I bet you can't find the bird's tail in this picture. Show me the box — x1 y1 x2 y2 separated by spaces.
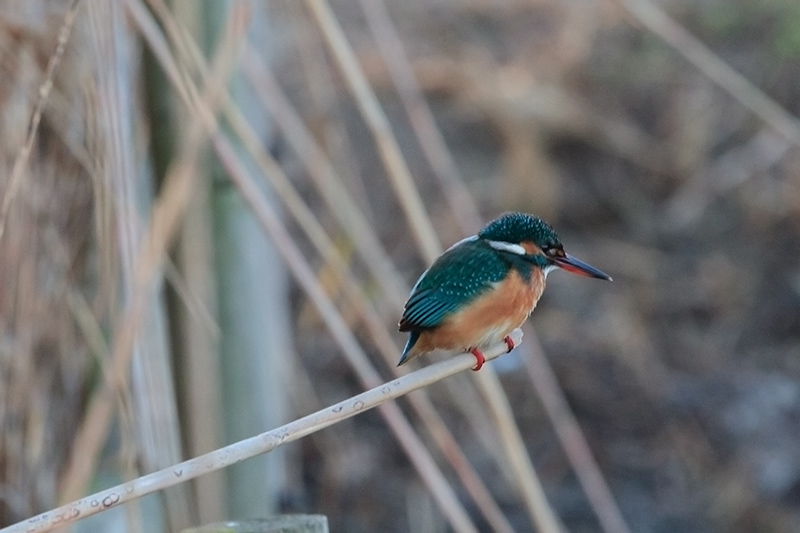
397 331 420 366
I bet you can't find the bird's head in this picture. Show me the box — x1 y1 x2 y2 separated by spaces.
478 212 612 280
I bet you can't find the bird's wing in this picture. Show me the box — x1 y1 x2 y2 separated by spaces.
399 241 506 331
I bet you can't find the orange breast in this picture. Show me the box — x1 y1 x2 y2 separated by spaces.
409 268 545 357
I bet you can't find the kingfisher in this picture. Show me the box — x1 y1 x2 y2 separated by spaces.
398 212 611 371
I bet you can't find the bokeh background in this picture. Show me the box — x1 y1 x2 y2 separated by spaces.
2 0 800 531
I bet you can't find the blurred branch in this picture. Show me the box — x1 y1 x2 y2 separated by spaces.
665 129 790 227
253 46 551 530
125 4 480 531
357 4 635 530
304 0 440 264
380 55 670 176
242 57 408 310
212 127 479 533
57 1 248 504
358 0 481 235
3 331 523 533
239 53 515 532
305 2 562 531
0 0 81 241
87 1 193 529
522 327 631 533
614 0 800 147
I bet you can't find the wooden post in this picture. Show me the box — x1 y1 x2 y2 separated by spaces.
183 515 329 533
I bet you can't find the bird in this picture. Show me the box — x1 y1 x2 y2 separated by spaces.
397 212 611 371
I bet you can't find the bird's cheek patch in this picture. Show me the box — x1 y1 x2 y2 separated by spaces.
520 240 542 256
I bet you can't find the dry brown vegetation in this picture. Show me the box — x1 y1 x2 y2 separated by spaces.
2 0 800 532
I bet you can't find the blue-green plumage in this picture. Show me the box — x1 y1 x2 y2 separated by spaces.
478 212 560 250
400 240 509 327
397 238 530 364
399 331 421 365
397 212 611 368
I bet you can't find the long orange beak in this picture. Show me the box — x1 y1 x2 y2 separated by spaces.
553 253 612 281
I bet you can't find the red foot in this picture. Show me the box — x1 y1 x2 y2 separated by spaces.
504 335 515 353
470 348 486 371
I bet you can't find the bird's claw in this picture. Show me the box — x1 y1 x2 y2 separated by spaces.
470 348 485 371
470 337 515 371
503 335 515 353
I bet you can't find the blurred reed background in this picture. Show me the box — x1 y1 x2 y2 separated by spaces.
2 0 800 531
